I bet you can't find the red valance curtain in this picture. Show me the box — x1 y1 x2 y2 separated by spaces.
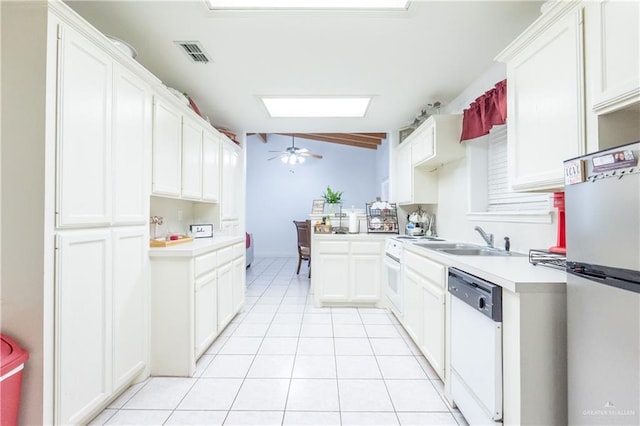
460 79 507 142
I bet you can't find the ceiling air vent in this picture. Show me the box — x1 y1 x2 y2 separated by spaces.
174 41 212 64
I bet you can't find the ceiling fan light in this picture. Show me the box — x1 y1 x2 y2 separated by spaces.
298 156 306 164
289 154 297 165
281 155 289 163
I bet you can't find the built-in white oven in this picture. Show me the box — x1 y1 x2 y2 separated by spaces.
384 238 404 316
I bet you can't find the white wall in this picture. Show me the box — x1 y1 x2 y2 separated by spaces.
435 63 558 253
246 134 381 256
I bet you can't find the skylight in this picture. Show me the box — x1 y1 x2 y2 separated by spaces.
260 97 371 118
205 0 409 10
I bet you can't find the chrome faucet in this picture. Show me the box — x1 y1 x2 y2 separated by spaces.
474 226 494 248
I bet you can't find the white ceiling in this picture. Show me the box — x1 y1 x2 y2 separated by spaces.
66 0 543 134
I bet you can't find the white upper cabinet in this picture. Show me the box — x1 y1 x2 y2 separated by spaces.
152 97 182 197
181 118 204 200
202 132 221 202
56 25 112 228
112 66 151 225
497 4 586 192
586 0 640 113
411 115 464 167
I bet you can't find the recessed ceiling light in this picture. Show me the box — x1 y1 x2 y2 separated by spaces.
205 0 409 10
260 97 371 118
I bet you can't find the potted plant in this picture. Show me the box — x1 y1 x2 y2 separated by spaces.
322 186 343 214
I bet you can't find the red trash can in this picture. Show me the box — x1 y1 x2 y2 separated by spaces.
1 334 29 426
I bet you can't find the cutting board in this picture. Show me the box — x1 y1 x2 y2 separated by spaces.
150 235 193 247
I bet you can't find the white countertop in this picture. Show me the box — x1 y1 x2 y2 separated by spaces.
148 235 244 258
313 232 394 240
404 241 566 294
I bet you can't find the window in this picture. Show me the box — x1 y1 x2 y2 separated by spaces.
467 125 551 223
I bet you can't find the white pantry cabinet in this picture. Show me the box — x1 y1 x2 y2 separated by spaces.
112 66 151 225
55 227 149 425
202 131 221 202
151 97 182 197
312 236 385 306
221 140 241 220
56 25 112 228
111 228 148 391
497 3 586 192
55 230 111 425
181 118 204 200
586 0 640 113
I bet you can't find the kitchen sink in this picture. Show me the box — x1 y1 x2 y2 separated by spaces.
438 247 522 257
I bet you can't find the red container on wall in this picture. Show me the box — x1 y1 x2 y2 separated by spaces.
1 334 29 426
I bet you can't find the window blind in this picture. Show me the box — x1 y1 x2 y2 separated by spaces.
486 125 549 212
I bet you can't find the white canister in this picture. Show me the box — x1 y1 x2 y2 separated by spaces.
348 208 359 233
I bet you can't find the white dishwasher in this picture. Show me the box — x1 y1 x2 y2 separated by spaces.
448 268 503 425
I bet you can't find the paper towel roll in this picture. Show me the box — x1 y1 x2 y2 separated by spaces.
348 211 359 233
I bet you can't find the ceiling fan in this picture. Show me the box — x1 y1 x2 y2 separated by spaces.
268 136 323 165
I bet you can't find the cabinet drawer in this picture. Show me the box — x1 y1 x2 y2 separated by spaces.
404 251 445 286
233 242 245 259
351 241 382 255
218 246 233 264
195 251 217 277
317 241 349 254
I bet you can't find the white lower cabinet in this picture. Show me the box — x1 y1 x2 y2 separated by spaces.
313 237 385 306
195 271 217 358
401 249 446 380
232 243 246 313
216 260 234 333
150 238 244 376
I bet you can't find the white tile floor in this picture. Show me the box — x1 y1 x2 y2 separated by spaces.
90 257 468 426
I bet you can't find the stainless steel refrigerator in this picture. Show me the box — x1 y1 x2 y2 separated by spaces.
565 141 640 425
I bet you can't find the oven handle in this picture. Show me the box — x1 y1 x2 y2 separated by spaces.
384 255 401 270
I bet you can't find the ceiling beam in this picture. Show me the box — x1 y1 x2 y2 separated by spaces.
306 133 383 145
279 133 379 150
257 133 268 143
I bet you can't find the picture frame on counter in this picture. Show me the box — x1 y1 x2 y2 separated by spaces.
189 223 214 238
311 199 325 214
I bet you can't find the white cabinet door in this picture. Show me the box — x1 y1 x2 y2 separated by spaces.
152 99 182 197
420 280 445 380
411 125 434 165
57 25 112 228
350 242 382 302
181 118 203 200
317 255 350 301
112 227 147 391
506 8 585 191
395 142 412 204
221 141 240 220
589 0 640 112
217 262 234 332
55 230 111 425
232 255 245 313
195 271 217 358
403 269 423 346
202 132 220 202
112 66 150 225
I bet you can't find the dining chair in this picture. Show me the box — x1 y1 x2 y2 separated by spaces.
293 220 311 278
